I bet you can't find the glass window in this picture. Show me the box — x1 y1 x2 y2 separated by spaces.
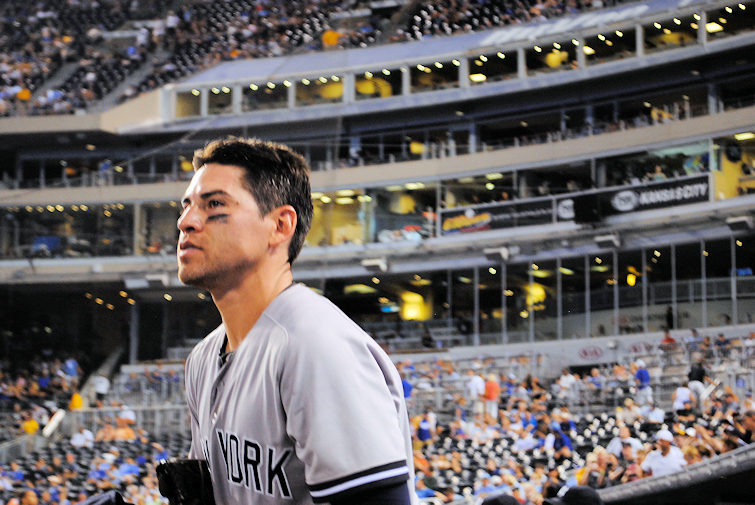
242 81 288 111
480 265 503 344
208 86 232 115
452 268 475 346
589 252 614 336
410 60 459 93
675 242 704 329
706 2 755 40
296 75 344 107
532 259 558 342
468 51 517 84
372 184 436 243
176 89 201 118
618 249 643 334
506 262 529 344
735 235 755 324
355 68 402 100
584 28 636 66
525 40 578 76
704 238 733 326
643 14 699 54
561 256 587 339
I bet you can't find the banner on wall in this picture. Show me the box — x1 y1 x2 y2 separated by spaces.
440 198 553 235
567 174 710 223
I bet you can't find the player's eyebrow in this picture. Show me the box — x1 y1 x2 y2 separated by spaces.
182 190 232 206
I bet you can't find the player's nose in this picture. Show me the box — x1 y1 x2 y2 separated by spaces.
177 205 204 233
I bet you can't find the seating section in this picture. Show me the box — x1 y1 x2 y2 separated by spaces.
0 0 598 116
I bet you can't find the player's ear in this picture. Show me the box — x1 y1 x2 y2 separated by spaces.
268 205 297 249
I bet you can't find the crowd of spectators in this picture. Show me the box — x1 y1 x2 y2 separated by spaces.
400 342 755 504
0 0 169 117
0 354 84 443
0 421 184 505
0 0 601 117
405 0 587 40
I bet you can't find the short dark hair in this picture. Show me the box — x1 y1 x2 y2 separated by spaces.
193 138 313 264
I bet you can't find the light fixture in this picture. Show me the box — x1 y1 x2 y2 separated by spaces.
726 215 753 231
484 245 520 262
595 234 620 248
362 257 388 272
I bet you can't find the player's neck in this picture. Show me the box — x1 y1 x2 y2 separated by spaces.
212 262 294 351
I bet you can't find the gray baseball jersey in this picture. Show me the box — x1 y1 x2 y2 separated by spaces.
185 283 418 504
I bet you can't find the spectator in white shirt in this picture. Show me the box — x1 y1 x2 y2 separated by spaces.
640 429 686 477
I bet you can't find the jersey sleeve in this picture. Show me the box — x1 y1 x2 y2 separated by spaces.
276 306 411 503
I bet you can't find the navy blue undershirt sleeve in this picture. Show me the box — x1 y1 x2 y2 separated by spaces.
328 481 412 505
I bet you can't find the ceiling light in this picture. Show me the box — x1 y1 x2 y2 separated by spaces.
405 182 425 190
164 294 172 301
497 52 505 58
55 205 64 212
417 64 426 71
211 87 220 94
47 205 54 212
486 182 494 190
221 86 230 93
127 298 135 305
673 18 681 24
553 42 561 49
357 195 373 202
470 73 487 82
267 82 276 88
372 277 380 284
283 80 292 87
559 267 574 275
332 76 340 81
693 13 701 20
320 195 332 203
706 21 724 32
336 189 355 196
385 185 403 191
301 79 310 85
489 267 497 275
534 46 542 52
734 132 755 140
572 39 579 45
725 6 733 13
435 61 443 67
364 71 373 78
311 192 323 199
583 46 595 55
654 22 662 29
615 30 623 36
249 83 258 90
598 34 605 40
486 172 503 180
605 40 613 46
335 197 354 205
452 59 460 66
382 69 391 75
191 89 200 96
479 55 488 62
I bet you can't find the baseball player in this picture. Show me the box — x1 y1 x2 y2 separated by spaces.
177 138 417 504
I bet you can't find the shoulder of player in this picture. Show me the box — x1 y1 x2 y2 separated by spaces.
263 284 363 341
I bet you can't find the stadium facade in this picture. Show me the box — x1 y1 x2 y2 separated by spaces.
0 0 753 373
